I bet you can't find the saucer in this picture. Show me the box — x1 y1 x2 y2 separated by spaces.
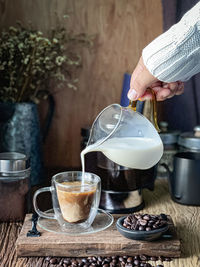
37 208 114 235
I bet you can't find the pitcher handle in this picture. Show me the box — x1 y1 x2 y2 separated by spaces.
128 88 160 132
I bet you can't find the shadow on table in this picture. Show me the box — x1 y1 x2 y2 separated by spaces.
142 178 171 209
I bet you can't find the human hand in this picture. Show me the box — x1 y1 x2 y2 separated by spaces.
127 57 184 101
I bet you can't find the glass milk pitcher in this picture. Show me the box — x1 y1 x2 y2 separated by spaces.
84 89 163 170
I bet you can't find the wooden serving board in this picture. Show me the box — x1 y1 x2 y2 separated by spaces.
16 214 181 258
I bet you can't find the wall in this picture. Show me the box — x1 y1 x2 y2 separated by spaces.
0 0 163 167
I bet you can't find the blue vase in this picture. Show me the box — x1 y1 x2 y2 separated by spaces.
0 101 54 186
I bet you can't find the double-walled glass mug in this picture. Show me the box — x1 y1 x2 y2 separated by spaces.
33 171 101 231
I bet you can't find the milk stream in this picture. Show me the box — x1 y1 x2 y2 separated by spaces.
80 137 163 183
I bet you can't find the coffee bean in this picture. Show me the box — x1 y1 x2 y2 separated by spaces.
145 227 152 231
164 257 172 261
123 213 168 231
45 256 51 261
148 220 154 225
50 258 57 264
133 259 140 266
143 215 150 221
140 219 148 226
159 256 164 262
150 256 158 261
140 255 148 261
135 214 142 220
42 255 170 267
139 226 145 231
105 257 112 263
126 257 133 263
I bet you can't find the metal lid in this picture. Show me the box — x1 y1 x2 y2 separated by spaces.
0 152 30 172
178 126 200 150
159 121 180 145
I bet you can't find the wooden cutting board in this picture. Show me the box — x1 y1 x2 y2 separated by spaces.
16 214 181 258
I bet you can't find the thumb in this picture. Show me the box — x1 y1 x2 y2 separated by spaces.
128 57 158 100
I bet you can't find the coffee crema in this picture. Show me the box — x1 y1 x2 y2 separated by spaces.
57 181 96 223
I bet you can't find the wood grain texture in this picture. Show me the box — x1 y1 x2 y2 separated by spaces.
0 0 163 167
1 179 200 266
16 214 180 258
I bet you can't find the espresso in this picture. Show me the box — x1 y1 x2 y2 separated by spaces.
57 181 96 223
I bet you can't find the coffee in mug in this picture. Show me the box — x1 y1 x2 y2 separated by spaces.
56 181 96 223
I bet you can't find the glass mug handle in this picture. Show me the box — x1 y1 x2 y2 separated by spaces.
33 187 55 219
128 88 160 133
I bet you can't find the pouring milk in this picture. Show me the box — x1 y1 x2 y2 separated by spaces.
81 136 163 172
81 102 163 174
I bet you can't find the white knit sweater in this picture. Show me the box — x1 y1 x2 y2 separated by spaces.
142 1 200 82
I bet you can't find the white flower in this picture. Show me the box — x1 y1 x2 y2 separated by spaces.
55 56 65 66
53 38 58 44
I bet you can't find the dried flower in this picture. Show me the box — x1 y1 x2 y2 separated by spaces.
0 23 92 103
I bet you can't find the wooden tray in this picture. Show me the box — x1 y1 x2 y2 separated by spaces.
16 214 181 257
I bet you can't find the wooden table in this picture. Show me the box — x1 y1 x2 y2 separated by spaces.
1 179 200 267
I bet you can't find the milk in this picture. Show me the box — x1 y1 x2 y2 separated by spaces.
81 137 163 170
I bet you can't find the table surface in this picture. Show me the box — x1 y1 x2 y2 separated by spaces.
1 178 200 267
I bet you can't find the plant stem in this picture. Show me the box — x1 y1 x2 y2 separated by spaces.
17 45 36 102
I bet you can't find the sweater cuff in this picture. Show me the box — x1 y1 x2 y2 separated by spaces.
142 2 200 82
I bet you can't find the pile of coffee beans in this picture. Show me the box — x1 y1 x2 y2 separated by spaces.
122 213 168 231
45 255 172 267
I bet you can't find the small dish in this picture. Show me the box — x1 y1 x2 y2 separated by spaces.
116 216 169 241
38 208 114 236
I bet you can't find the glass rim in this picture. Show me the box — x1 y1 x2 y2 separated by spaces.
52 171 101 188
87 103 122 147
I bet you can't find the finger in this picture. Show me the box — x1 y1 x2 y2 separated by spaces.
128 57 158 100
138 91 153 101
150 81 162 88
176 87 184 95
164 82 179 92
178 82 184 90
156 88 171 101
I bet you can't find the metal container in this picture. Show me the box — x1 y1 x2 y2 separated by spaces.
157 122 180 177
165 152 200 205
96 152 156 213
178 126 200 152
0 152 31 221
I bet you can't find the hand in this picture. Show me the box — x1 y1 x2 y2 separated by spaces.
127 56 184 101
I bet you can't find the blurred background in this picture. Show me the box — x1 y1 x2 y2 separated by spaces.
0 0 199 171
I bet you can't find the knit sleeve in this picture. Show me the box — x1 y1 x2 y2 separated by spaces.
142 2 200 82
